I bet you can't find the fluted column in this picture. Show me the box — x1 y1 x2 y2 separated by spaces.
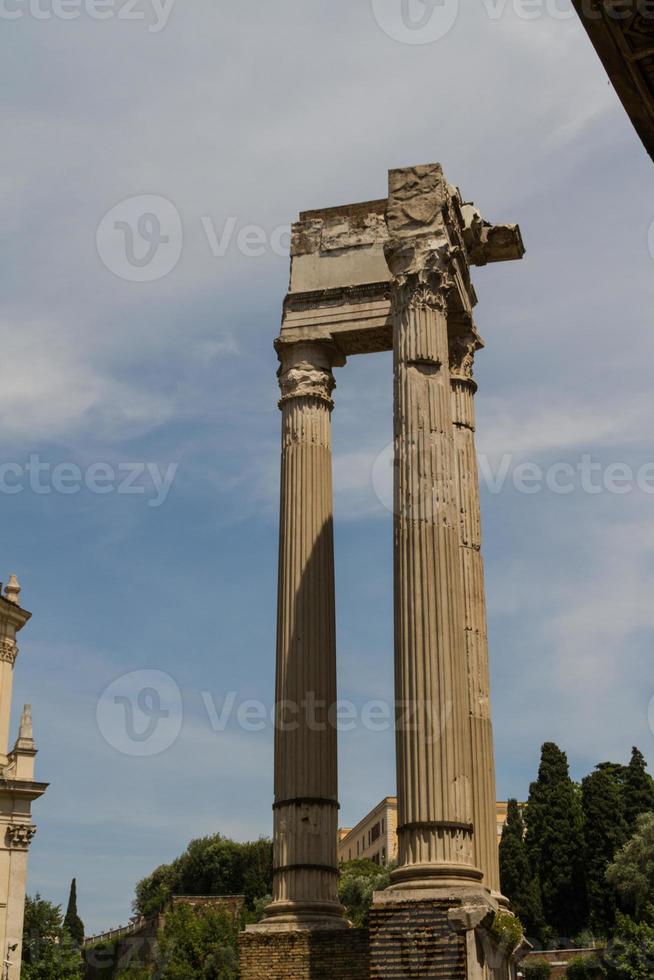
388 270 482 891
450 333 501 899
262 340 347 930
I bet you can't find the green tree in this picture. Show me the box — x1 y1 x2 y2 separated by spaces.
134 835 273 918
22 894 82 980
603 908 654 980
582 767 629 935
156 904 239 980
623 749 654 835
338 859 392 928
606 813 654 921
499 799 543 938
63 878 85 947
525 743 587 940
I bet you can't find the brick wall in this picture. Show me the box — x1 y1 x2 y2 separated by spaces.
369 899 466 980
240 928 370 980
522 948 604 979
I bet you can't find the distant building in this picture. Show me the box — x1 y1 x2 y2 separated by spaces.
338 798 523 867
338 798 398 866
0 576 48 980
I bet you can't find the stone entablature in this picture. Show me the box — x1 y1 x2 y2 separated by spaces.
280 181 523 358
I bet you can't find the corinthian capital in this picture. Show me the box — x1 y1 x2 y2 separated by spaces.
387 268 452 316
449 337 478 382
6 824 36 850
448 318 485 382
0 638 18 666
277 342 340 409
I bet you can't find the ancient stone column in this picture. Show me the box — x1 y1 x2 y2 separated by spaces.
386 261 481 891
450 331 502 899
261 340 347 930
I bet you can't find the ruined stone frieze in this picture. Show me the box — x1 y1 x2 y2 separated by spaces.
280 164 523 356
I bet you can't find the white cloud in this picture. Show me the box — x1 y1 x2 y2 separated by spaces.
478 395 654 459
0 318 174 444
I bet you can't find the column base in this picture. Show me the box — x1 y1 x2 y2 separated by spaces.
240 926 369 980
388 861 484 892
370 888 517 980
247 900 349 934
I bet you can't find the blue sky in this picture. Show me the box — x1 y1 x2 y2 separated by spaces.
1 0 653 934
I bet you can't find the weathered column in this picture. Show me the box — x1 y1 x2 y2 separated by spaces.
381 167 484 893
387 264 481 890
450 331 502 899
368 161 498 980
260 340 347 930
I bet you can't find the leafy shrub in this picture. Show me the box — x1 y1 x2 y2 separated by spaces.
156 904 239 980
524 960 552 980
567 955 606 979
489 910 524 955
338 859 392 928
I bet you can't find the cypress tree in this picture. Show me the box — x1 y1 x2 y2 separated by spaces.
499 799 543 938
581 765 628 935
525 743 587 940
63 878 85 946
623 747 654 834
